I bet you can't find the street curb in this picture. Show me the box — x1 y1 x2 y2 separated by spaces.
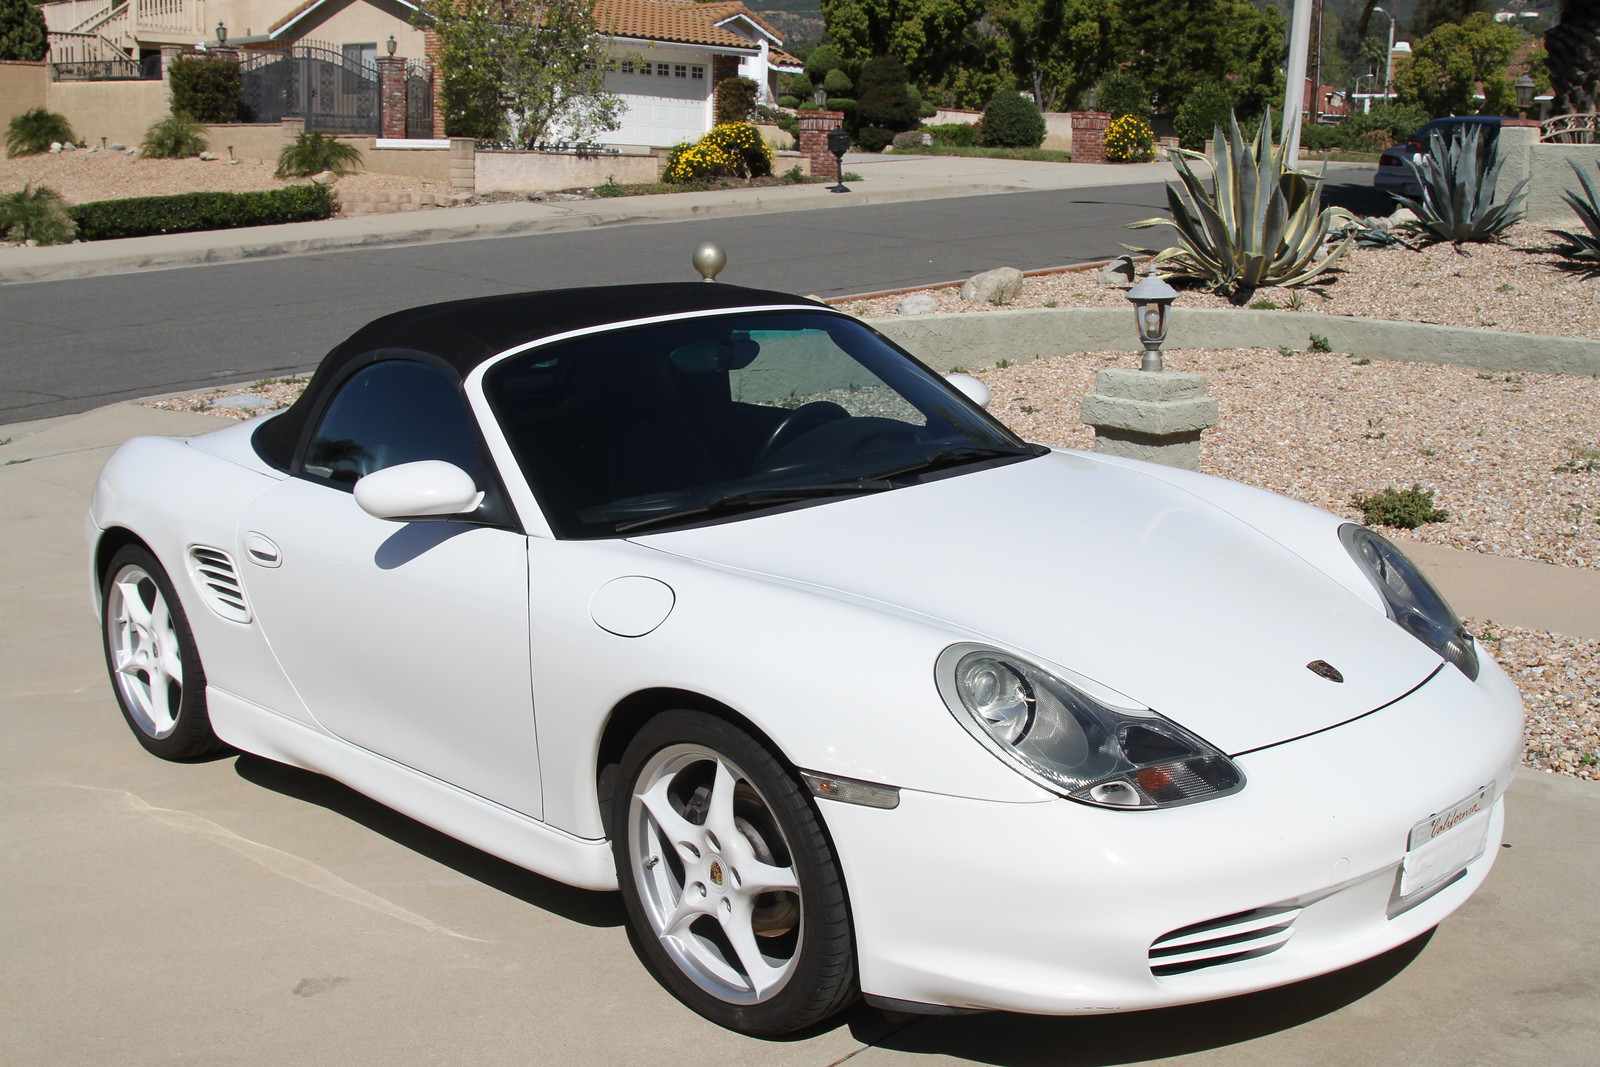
0 181 1009 286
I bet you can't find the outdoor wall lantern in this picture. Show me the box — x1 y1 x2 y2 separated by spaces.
387 35 398 57
1126 264 1177 371
813 87 827 109
215 21 227 46
1515 74 1535 119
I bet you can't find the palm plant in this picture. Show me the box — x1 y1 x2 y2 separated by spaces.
275 132 364 178
1392 127 1528 248
6 108 77 157
1549 159 1600 276
1127 110 1352 301
0 184 77 245
139 113 208 159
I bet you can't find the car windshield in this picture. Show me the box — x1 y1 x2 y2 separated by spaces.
483 309 1041 537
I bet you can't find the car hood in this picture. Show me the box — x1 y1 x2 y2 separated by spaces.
634 451 1442 754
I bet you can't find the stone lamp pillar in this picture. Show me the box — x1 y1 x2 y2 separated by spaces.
1079 265 1218 470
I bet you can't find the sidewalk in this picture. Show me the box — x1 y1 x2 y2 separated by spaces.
9 149 1359 288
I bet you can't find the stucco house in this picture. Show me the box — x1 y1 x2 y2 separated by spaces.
39 0 798 147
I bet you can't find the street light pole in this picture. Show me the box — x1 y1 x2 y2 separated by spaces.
1373 6 1396 98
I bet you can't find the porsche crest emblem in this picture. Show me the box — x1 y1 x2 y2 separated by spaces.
709 859 725 887
1307 660 1344 683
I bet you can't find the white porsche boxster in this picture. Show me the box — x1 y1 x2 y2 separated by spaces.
88 281 1524 1035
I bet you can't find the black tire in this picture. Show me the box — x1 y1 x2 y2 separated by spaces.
611 710 857 1035
100 544 223 760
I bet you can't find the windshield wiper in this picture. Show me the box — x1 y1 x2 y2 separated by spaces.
615 481 896 534
864 443 1048 483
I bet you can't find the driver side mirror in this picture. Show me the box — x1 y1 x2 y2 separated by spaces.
945 373 991 409
354 461 485 522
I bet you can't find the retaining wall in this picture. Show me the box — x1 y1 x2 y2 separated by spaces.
47 78 169 148
870 307 1600 377
0 62 48 131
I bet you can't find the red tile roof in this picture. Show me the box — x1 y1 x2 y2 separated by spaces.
595 0 759 49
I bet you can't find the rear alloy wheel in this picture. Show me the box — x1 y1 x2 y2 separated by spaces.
101 545 222 760
613 711 856 1035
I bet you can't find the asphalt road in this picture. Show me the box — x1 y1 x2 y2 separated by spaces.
0 175 1391 425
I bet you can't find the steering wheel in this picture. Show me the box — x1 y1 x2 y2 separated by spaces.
753 401 850 470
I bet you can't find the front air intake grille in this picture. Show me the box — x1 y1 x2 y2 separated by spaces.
1148 907 1300 977
188 546 251 623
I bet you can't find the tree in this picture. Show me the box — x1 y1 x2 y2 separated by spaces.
856 56 920 132
0 0 47 62
1546 0 1600 114
991 0 1117 112
1114 0 1286 117
1410 0 1493 41
820 0 989 93
417 0 623 144
1394 12 1526 117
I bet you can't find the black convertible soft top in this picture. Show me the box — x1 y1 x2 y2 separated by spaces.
253 282 827 470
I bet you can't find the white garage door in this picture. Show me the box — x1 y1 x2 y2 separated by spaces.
607 59 711 147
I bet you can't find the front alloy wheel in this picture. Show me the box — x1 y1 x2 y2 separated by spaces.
613 711 855 1034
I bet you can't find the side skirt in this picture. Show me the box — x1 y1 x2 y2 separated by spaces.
208 687 619 892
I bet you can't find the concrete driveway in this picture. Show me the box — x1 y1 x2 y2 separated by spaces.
2 405 1596 1066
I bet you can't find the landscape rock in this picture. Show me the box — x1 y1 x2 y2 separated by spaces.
1389 206 1419 226
309 170 337 185
892 130 934 148
960 266 1025 306
198 151 217 161
896 293 939 315
108 143 125 152
49 142 62 153
1096 255 1138 286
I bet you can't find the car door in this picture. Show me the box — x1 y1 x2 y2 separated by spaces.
239 356 542 817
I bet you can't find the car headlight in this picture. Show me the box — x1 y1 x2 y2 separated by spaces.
936 644 1244 810
1339 524 1479 681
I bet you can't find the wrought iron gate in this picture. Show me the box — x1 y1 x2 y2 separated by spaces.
240 45 379 135
405 62 435 139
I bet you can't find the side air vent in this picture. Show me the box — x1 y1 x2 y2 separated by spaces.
187 546 252 623
1148 907 1300 977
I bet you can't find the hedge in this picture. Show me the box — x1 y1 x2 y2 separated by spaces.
68 185 337 241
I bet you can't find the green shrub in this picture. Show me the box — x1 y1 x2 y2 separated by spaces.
786 73 815 103
662 123 773 183
1350 484 1450 528
0 184 76 244
856 55 919 133
777 95 799 109
0 0 48 62
926 123 978 147
1344 101 1431 149
1093 71 1153 124
168 55 242 122
1105 114 1155 162
275 132 364 178
1174 80 1235 151
805 45 845 83
139 113 207 159
980 91 1045 148
6 107 75 157
822 69 853 96
716 76 760 126
69 185 337 241
854 125 895 152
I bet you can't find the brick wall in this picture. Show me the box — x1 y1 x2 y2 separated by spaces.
377 56 406 139
425 28 445 137
1070 111 1110 163
798 110 845 181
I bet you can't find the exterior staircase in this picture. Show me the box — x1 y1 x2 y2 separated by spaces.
42 0 210 59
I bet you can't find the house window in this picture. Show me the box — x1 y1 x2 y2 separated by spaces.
620 60 635 74
656 63 671 76
674 64 687 78
342 42 376 93
691 65 704 80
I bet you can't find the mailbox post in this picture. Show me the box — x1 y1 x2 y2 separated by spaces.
826 128 851 193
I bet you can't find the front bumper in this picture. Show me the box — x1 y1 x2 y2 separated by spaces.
823 659 1524 1015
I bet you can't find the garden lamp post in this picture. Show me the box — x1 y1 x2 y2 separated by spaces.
1127 265 1177 372
1515 74 1536 120
813 87 827 109
216 21 227 46
387 35 397 57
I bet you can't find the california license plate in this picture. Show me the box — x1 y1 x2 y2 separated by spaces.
1400 783 1494 898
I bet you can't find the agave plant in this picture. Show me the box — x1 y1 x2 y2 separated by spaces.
1393 127 1528 248
0 184 78 246
1549 159 1600 276
1127 110 1352 300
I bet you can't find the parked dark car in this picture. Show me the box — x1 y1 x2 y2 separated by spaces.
1373 116 1503 198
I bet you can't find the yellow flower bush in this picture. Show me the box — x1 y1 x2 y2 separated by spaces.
1105 115 1156 163
664 123 774 183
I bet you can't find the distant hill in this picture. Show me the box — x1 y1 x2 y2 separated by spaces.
753 2 825 47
